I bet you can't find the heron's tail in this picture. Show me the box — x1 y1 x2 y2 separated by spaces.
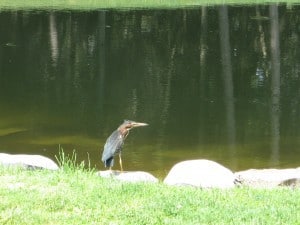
103 157 114 168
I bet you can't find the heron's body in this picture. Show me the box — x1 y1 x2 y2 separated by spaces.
101 120 148 171
102 129 125 168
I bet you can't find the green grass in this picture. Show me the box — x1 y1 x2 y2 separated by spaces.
1 153 300 225
0 0 300 10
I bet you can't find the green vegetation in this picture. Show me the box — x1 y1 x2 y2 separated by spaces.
1 153 300 225
0 0 299 10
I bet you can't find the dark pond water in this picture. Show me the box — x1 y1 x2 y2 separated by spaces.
0 5 300 177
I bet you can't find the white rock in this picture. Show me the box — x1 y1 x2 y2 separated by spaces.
164 159 235 188
97 170 158 183
0 153 59 170
234 168 300 188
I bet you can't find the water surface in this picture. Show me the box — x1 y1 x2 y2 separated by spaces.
0 5 300 177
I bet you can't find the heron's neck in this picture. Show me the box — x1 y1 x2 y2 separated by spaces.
118 128 129 139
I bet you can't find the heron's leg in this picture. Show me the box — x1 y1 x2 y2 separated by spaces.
119 153 123 172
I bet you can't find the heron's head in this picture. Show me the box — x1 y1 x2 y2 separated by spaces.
123 120 148 130
118 120 148 133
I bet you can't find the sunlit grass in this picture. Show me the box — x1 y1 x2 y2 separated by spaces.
0 0 299 10
55 147 94 172
1 150 300 224
1 167 300 224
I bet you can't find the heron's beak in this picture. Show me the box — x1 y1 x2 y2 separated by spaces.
132 122 148 127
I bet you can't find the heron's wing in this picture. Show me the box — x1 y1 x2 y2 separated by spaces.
101 130 124 162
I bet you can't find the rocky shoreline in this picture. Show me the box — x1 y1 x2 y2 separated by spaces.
1 153 300 188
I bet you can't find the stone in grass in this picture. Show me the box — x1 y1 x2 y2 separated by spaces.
97 170 159 183
164 159 235 188
279 178 300 188
0 153 59 170
234 168 300 188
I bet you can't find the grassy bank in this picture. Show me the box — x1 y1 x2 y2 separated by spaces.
0 0 299 10
1 164 300 224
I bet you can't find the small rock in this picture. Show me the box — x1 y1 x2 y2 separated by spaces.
234 168 300 188
0 153 59 170
163 159 235 188
279 178 300 188
97 170 158 183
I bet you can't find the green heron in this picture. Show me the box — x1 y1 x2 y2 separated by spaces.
101 120 148 171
